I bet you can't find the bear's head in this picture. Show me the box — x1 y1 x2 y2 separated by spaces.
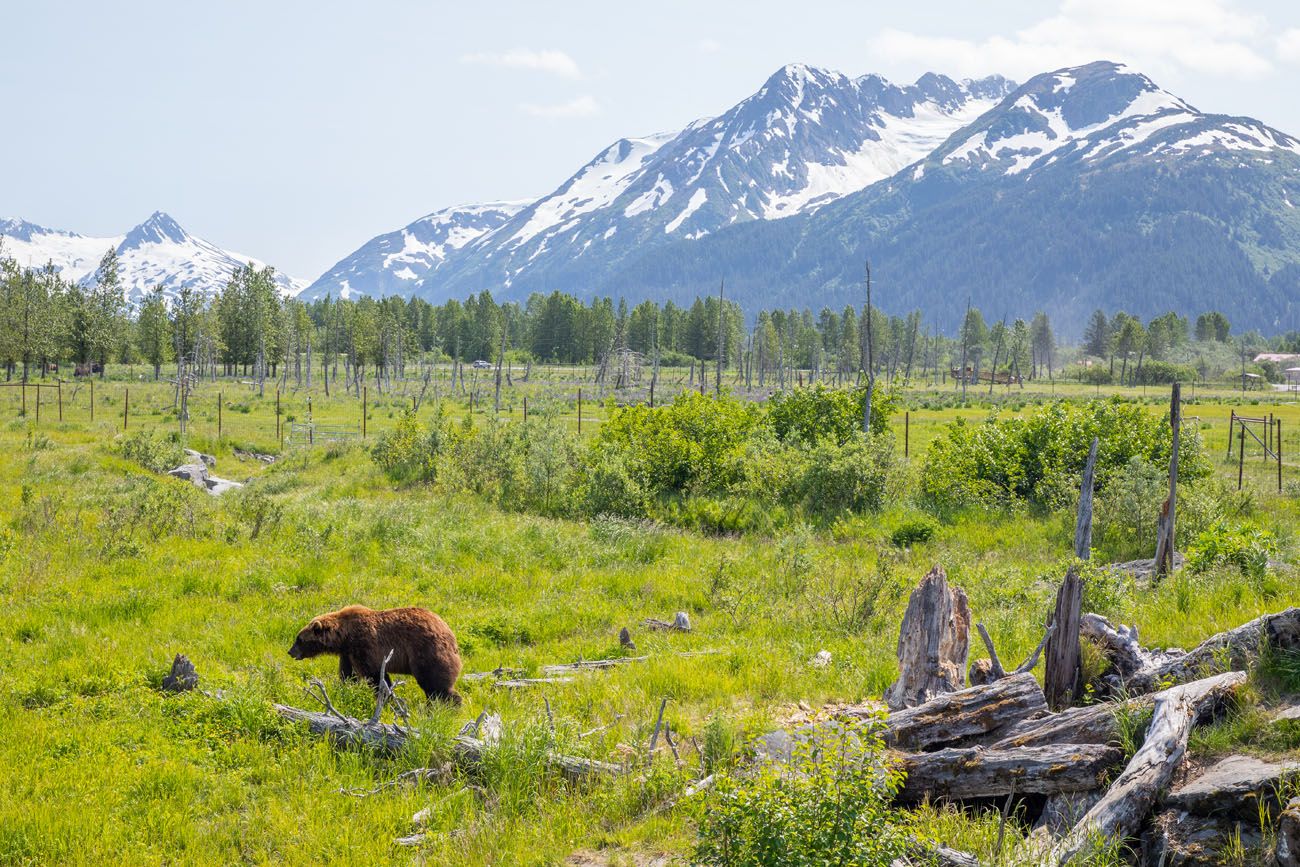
288 616 337 660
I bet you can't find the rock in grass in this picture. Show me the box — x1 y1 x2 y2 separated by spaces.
161 654 199 693
167 463 209 488
810 650 832 667
1142 809 1263 867
184 448 216 468
1165 755 1300 819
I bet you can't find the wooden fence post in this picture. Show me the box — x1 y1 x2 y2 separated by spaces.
1237 421 1245 490
523 396 528 421
20 383 26 418
905 411 910 458
578 387 582 434
362 387 367 439
1279 419 1284 494
1154 383 1180 578
276 389 281 443
35 386 40 423
1227 410 1235 458
218 392 223 439
90 379 94 422
58 381 62 421
123 388 129 431
1075 437 1099 560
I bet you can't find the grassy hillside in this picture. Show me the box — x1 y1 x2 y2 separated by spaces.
1 371 1297 864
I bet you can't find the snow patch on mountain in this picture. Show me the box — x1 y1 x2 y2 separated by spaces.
0 218 121 282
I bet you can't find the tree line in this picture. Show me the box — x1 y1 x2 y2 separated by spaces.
3 242 1297 389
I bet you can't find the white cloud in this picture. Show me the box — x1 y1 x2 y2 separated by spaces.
1279 29 1300 64
459 49 581 79
519 95 600 118
697 38 723 54
869 0 1273 82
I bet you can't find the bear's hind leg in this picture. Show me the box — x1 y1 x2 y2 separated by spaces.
415 670 462 705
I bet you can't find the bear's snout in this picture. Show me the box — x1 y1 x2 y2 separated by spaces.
287 641 305 660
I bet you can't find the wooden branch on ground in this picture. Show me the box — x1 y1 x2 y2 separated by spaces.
847 672 1046 751
899 838 984 867
642 612 691 632
1083 608 1300 694
1049 670 1247 863
493 677 575 689
542 656 649 675
895 743 1122 801
970 622 1055 685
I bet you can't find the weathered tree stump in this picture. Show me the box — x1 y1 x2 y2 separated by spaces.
1043 566 1082 711
161 653 199 693
1074 437 1098 559
884 566 971 710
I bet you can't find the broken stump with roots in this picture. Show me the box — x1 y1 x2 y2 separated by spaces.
885 565 970 710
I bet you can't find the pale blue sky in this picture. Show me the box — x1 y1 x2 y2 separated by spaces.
4 0 1299 280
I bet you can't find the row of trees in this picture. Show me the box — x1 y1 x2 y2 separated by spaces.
3 242 1297 389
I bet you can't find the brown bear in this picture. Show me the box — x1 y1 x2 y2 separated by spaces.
288 605 462 704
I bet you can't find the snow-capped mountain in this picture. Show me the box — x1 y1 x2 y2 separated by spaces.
308 64 1014 303
0 211 303 305
300 201 527 301
418 64 1015 301
611 61 1300 330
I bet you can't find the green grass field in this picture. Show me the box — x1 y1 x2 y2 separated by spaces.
1 369 1297 865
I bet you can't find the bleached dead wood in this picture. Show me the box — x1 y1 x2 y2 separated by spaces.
1083 608 1300 694
542 656 649 674
1043 566 1083 711
850 672 1046 751
885 566 971 710
1049 670 1247 863
895 743 1121 801
989 696 1151 750
970 622 1054 685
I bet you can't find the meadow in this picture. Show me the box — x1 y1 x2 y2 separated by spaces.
1 367 1297 865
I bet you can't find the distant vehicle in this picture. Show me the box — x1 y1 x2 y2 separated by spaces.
472 359 492 369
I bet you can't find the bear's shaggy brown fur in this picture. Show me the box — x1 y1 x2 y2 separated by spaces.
288 605 462 704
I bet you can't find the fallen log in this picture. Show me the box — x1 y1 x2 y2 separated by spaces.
542 656 649 674
1084 608 1300 694
988 696 1151 750
895 743 1122 802
849 672 1046 751
885 565 971 710
1049 670 1247 863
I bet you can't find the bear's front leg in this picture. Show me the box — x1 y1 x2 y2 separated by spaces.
339 655 355 680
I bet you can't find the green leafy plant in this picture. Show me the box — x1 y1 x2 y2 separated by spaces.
693 719 908 866
1185 523 1277 579
890 516 937 548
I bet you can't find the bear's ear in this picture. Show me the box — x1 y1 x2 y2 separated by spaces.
309 620 325 633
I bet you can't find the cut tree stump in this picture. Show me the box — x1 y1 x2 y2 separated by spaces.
884 566 971 710
1043 566 1082 711
854 672 1046 751
1049 670 1247 863
895 743 1122 801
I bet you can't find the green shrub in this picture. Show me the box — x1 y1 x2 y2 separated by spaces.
115 429 184 473
800 434 899 518
767 384 898 445
591 391 760 498
921 399 1211 511
580 452 647 519
693 719 908 866
1186 523 1277 578
368 408 450 484
890 516 937 548
1132 361 1198 385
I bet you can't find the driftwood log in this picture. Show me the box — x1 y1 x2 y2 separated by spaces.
989 695 1150 750
1084 607 1300 694
885 566 971 710
896 743 1122 801
852 672 1046 751
1049 670 1246 862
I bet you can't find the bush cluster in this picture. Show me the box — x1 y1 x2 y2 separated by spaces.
369 389 903 533
920 399 1211 510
